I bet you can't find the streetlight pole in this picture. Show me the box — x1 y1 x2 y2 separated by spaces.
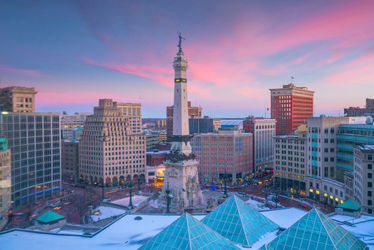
137 178 141 195
129 180 133 209
165 182 171 213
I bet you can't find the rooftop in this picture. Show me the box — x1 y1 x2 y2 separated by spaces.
337 200 361 211
0 204 371 249
36 210 65 224
356 145 374 151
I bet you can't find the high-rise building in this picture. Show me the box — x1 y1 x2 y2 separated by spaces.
61 112 91 140
0 112 61 207
61 140 79 182
344 98 374 117
166 101 202 141
270 83 314 135
305 116 366 207
0 86 37 113
114 102 142 134
273 128 307 195
191 131 253 184
353 145 374 214
336 123 374 182
189 116 217 135
79 99 146 186
243 116 276 174
0 136 11 230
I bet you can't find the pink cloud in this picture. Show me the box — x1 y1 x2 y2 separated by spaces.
0 64 46 77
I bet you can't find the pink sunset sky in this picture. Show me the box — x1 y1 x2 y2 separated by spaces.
1 0 374 117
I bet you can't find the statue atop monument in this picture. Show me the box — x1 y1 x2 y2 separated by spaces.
177 32 185 54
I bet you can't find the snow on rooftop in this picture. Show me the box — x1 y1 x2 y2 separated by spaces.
330 213 374 248
261 207 307 228
0 208 371 250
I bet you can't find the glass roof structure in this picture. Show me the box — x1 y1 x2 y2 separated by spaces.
261 208 367 250
140 213 239 249
201 195 278 247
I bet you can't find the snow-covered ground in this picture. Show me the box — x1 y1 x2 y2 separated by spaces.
111 195 148 208
245 198 269 211
91 206 126 222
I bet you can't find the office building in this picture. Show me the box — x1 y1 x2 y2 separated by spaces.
344 98 374 117
191 131 253 184
115 102 142 134
189 116 216 135
354 145 374 214
270 83 314 135
305 116 366 206
336 122 374 182
158 131 167 143
0 136 11 230
61 140 79 182
61 112 90 140
146 132 160 152
166 101 202 141
0 86 37 113
243 117 276 174
0 112 61 207
79 99 146 186
273 128 307 195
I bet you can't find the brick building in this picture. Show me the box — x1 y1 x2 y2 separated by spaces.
270 83 314 135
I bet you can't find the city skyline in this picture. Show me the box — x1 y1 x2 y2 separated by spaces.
1 0 374 117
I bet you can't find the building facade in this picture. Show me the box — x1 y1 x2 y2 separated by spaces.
0 112 61 207
166 101 202 141
270 83 314 135
61 112 91 140
273 131 307 195
337 123 374 182
305 116 366 206
61 140 79 182
189 116 216 135
0 86 37 113
243 117 276 174
354 145 374 214
344 98 374 117
79 99 146 186
146 132 160 152
0 136 11 230
114 102 142 134
191 131 253 184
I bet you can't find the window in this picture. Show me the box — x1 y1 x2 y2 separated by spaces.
368 173 372 179
369 182 372 188
369 155 373 160
368 164 372 170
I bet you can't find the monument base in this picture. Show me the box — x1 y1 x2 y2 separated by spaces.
162 159 205 212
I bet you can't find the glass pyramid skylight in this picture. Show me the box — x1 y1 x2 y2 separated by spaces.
140 213 239 249
261 208 367 250
201 195 279 247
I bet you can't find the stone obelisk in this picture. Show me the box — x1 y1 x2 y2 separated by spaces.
162 33 204 211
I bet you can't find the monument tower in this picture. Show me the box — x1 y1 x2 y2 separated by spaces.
162 33 204 211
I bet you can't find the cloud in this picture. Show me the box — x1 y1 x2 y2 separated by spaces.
0 64 47 77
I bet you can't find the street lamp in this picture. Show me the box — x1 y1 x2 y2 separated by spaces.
128 180 133 209
165 182 171 213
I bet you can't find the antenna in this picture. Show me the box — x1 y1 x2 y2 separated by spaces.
290 76 295 84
